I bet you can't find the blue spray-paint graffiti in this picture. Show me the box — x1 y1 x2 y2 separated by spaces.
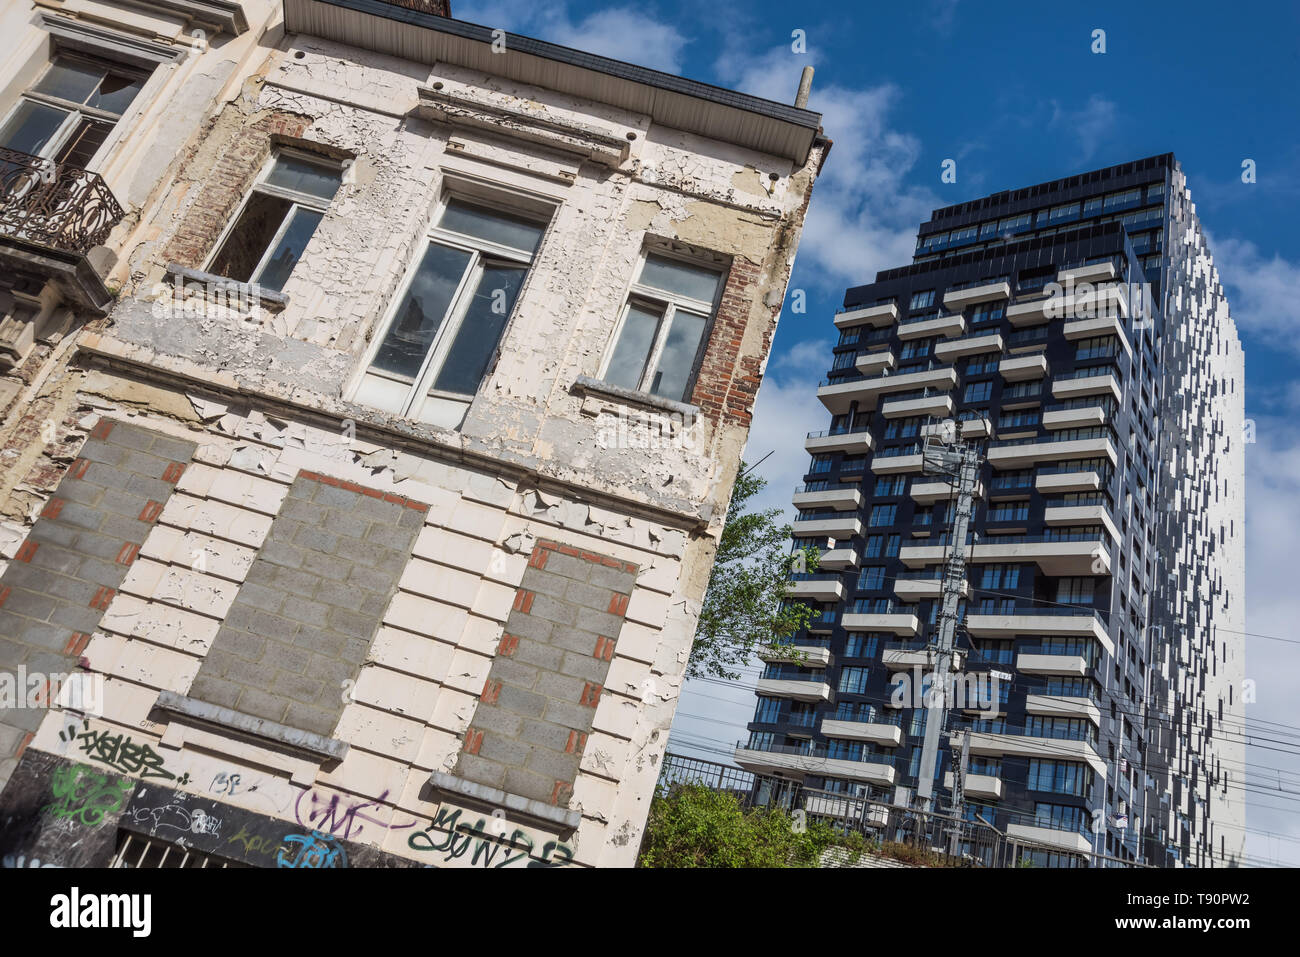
277 830 348 868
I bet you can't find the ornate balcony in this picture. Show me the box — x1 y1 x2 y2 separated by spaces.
0 147 124 313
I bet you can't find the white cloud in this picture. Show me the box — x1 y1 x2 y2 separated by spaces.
453 1 689 73
1211 237 1300 353
1241 406 1300 865
714 44 939 289
1047 94 1118 162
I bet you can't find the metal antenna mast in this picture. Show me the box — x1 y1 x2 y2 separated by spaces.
914 414 985 818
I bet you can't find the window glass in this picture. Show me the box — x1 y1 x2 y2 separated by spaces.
0 100 66 155
431 262 527 394
603 304 660 391
255 207 324 292
439 199 545 253
371 243 473 379
264 154 344 201
651 310 707 400
640 254 722 302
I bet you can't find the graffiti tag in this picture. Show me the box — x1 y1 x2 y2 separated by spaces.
59 721 187 783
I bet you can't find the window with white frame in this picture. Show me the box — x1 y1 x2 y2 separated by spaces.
600 250 725 404
353 194 549 420
0 53 147 167
207 149 344 292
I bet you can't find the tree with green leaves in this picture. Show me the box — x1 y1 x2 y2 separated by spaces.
688 462 819 680
636 783 839 868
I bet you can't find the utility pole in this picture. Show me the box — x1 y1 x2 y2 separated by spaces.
948 729 970 857
914 417 985 820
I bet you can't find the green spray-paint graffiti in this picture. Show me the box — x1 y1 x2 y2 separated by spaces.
407 806 574 868
42 764 133 828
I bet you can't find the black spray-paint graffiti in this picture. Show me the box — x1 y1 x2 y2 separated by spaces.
294 787 418 840
59 721 189 783
407 806 574 868
41 764 133 829
277 831 347 868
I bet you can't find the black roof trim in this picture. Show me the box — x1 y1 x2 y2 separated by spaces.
307 0 822 129
926 153 1176 224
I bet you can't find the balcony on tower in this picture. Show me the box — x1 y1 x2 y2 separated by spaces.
900 530 1112 577
843 600 920 636
804 425 875 455
792 482 861 512
786 573 845 603
966 606 1114 655
817 362 957 415
1050 364 1123 402
733 739 897 786
834 299 899 329
942 278 1011 311
986 430 1117 469
754 667 833 703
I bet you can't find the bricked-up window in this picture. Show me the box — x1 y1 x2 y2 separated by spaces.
0 54 146 168
600 251 725 403
354 196 548 419
206 150 343 292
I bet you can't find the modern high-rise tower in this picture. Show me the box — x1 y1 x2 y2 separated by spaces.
735 154 1244 868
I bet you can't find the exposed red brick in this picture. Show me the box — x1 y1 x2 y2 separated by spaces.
89 419 115 441
594 636 615 661
512 590 535 614
464 728 484 755
0 586 10 609
497 633 519 657
90 587 115 610
14 541 38 563
579 682 602 707
115 543 141 565
480 679 501 704
607 593 629 616
139 501 164 522
295 469 429 510
41 498 65 519
549 780 573 806
162 462 186 483
528 548 548 570
63 633 91 656
68 458 90 480
564 730 587 754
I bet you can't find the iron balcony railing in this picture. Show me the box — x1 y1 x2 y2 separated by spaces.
0 147 124 254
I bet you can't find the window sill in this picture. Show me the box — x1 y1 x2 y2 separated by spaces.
164 262 290 310
154 691 348 763
572 374 700 419
430 771 582 833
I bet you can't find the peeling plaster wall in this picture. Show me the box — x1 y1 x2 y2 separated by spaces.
0 10 825 865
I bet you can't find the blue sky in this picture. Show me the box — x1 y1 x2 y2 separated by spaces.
458 0 1300 865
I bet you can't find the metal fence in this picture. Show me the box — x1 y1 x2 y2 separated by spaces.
655 752 1149 869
